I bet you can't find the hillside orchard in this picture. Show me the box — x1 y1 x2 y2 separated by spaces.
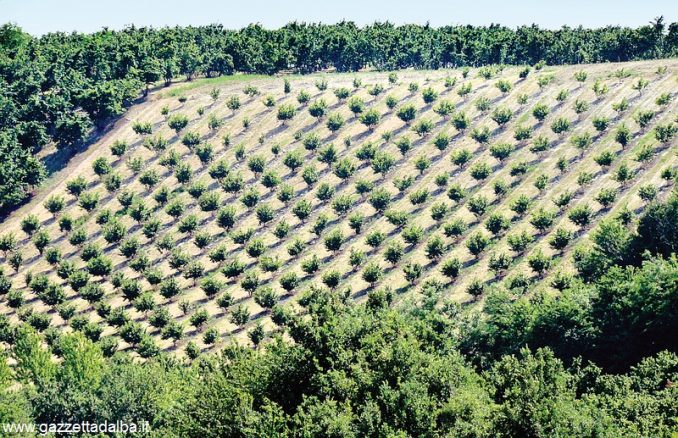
0 60 676 362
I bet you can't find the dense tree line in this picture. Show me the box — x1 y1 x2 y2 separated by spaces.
0 192 677 436
462 190 678 372
1 18 677 212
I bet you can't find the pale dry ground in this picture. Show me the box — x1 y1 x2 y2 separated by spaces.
1 60 676 357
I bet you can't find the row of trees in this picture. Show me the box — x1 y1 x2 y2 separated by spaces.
1 18 677 211
2 43 673 351
0 190 676 435
4 65 666 317
7 74 670 298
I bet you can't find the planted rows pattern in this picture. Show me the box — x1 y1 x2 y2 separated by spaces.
0 61 676 357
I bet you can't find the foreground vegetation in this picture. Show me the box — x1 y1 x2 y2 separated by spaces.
1 190 677 436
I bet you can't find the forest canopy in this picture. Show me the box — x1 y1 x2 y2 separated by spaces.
1 18 677 212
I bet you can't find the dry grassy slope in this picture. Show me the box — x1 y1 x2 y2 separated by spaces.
1 60 676 355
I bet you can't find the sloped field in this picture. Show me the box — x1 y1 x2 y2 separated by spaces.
1 60 676 356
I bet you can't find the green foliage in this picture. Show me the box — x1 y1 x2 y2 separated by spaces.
2 24 678 436
469 161 491 181
308 98 328 119
470 125 491 144
634 109 654 129
530 207 557 232
550 117 570 134
397 104 417 123
361 262 383 285
167 114 189 133
655 123 676 143
532 103 549 121
514 124 533 141
359 108 380 129
412 118 434 137
421 86 438 104
466 231 491 257
573 98 589 114
568 204 593 227
326 112 344 132
347 95 365 116
434 99 454 117
485 212 510 236
491 106 513 126
276 104 296 123
451 110 470 131
489 142 514 161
